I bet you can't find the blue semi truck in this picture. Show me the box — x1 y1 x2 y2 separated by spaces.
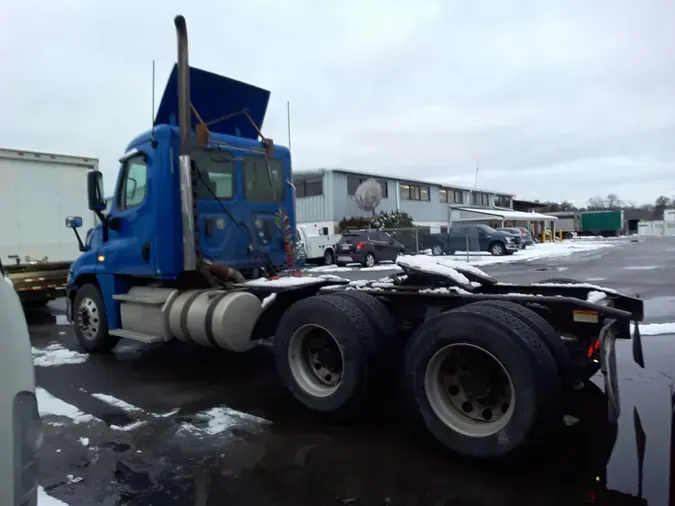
63 15 646 461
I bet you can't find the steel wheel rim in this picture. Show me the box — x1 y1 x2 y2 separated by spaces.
77 297 100 341
288 324 344 398
365 254 375 267
424 343 515 437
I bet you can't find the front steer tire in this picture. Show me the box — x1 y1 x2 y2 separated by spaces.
404 304 562 460
274 294 385 420
72 283 119 353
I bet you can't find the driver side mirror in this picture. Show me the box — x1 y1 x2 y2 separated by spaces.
65 216 83 229
87 171 107 212
389 239 395 245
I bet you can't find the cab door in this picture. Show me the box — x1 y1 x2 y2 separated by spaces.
100 149 157 276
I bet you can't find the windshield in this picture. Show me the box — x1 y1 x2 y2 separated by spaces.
243 156 284 203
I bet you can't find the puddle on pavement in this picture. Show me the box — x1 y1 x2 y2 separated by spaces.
90 380 665 506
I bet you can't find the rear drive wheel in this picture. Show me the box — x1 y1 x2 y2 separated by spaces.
404 305 562 460
73 283 119 353
458 300 575 393
274 294 384 419
363 253 376 268
432 245 444 256
489 242 505 256
323 249 334 265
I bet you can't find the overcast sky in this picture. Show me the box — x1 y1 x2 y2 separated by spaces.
2 0 674 206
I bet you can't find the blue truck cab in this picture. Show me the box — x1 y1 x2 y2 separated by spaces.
64 15 301 353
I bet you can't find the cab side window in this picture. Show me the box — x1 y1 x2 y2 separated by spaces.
117 156 148 210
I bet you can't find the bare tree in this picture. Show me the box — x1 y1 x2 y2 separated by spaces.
587 196 607 210
605 193 623 209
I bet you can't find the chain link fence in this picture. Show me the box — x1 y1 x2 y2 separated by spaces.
376 227 485 256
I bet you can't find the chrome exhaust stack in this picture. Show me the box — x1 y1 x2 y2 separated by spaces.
174 15 198 271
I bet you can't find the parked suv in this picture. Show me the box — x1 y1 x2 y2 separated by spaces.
444 225 520 256
497 227 534 249
336 230 405 267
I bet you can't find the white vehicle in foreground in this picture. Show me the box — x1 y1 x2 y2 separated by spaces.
0 260 42 505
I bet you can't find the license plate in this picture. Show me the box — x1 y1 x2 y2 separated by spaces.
600 326 620 422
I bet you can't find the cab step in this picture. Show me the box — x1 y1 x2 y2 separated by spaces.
108 328 166 344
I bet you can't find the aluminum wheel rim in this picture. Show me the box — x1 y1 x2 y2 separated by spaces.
365 254 375 267
77 297 100 341
493 245 503 255
288 324 344 398
424 343 515 437
432 245 443 256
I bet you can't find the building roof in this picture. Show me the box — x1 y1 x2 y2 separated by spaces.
512 198 548 209
452 206 558 221
293 167 514 197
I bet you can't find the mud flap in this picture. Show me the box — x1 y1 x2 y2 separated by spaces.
599 319 620 422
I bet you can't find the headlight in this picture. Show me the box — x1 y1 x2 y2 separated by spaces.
505 236 513 242
14 391 42 506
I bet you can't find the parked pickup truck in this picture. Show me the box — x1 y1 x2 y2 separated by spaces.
421 225 520 256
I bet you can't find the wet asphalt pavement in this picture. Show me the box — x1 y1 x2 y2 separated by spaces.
30 236 675 506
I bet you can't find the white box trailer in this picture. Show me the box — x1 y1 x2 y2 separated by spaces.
0 148 97 304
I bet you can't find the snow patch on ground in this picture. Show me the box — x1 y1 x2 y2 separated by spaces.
32 343 88 367
91 393 144 413
38 486 72 505
179 406 270 436
632 322 675 336
37 388 96 424
306 265 355 273
360 263 402 272
623 266 659 270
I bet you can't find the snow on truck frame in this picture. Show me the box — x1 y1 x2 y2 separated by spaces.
63 15 646 461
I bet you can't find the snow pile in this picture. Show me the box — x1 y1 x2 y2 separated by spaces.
38 487 72 506
32 343 88 367
91 393 144 413
396 255 472 286
456 240 615 267
244 276 329 287
179 406 270 436
587 291 607 304
36 388 96 424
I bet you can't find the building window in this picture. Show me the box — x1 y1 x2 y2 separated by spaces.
440 188 465 204
400 183 430 201
347 175 388 198
295 178 323 198
495 195 511 208
471 192 490 206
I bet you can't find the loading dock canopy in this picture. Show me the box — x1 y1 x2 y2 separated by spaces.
451 206 558 221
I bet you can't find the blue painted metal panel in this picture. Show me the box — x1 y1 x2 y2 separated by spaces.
155 65 270 140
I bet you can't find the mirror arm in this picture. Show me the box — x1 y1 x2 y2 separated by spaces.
71 229 87 252
94 210 121 232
